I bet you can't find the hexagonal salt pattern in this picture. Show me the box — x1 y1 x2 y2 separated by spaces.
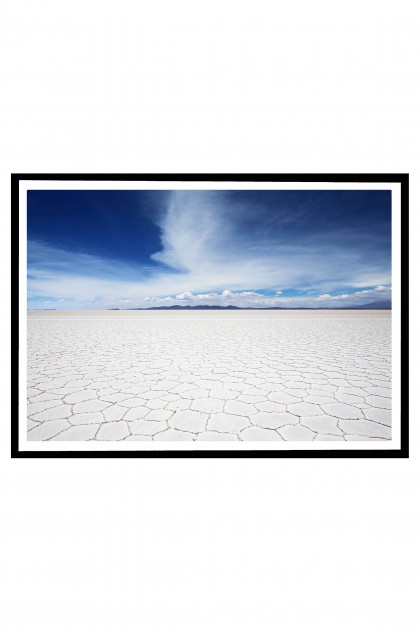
26 311 392 442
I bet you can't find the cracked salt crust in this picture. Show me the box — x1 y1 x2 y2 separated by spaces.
26 310 392 442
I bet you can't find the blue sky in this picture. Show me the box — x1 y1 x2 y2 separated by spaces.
27 189 392 309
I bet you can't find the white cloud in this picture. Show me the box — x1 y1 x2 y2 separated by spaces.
150 191 231 272
144 290 278 308
146 191 391 295
176 292 193 300
139 286 392 309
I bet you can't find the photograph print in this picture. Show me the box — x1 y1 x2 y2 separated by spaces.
13 175 408 457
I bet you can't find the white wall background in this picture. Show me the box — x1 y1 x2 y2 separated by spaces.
1 1 419 628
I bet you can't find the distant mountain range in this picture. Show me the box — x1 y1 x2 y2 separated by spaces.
110 305 240 310
336 300 391 310
109 300 391 311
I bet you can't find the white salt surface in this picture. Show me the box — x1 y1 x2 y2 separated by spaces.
26 310 392 442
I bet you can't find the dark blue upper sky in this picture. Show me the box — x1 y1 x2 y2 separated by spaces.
28 190 166 265
27 189 392 309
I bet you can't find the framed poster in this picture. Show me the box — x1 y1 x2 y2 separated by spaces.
12 174 408 457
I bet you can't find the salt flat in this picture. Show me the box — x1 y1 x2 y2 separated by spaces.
26 310 392 442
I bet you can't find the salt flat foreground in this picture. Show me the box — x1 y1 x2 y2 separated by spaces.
26 310 392 442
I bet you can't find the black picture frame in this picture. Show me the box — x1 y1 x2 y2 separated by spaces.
11 173 409 458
